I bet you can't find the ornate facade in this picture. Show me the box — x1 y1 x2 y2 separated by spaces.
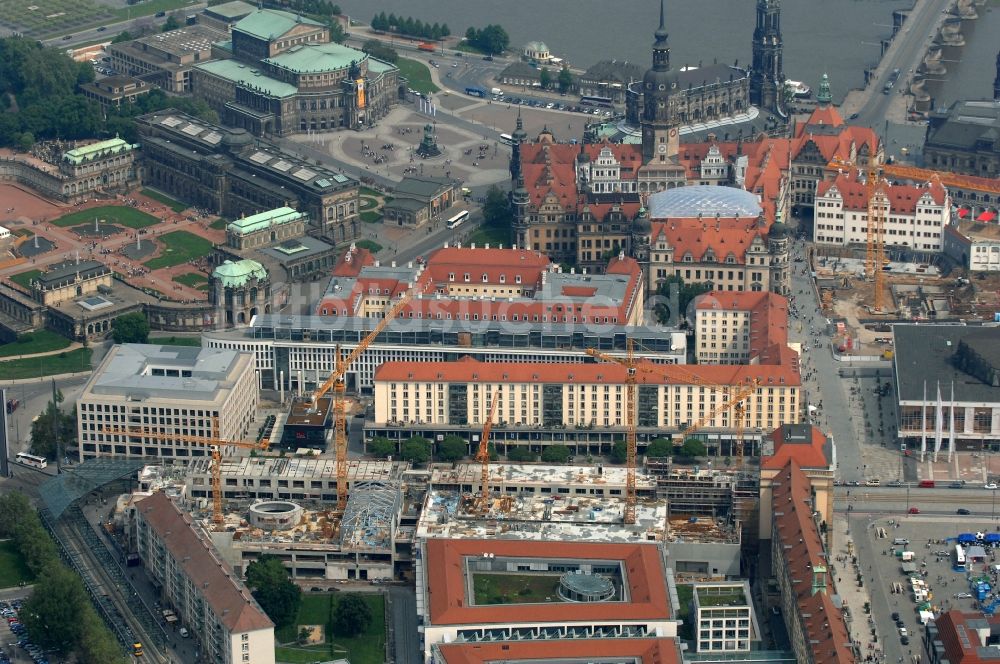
0 138 139 203
191 8 400 136
749 0 784 114
136 110 361 244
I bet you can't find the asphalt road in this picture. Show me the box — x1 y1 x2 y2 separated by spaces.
388 585 420 664
851 0 953 127
836 486 1000 517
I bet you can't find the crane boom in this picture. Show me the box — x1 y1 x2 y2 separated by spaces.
308 289 416 513
102 421 265 526
475 390 502 513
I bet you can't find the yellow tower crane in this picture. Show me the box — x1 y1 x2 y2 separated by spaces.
102 419 268 527
310 290 415 514
474 390 502 513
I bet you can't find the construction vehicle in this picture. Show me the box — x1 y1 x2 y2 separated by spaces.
309 290 415 514
474 390 501 513
132 642 144 657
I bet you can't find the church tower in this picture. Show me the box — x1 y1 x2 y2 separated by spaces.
816 73 832 107
750 0 784 113
640 0 680 164
509 108 528 181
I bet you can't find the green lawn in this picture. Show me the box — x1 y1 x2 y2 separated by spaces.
0 330 71 358
172 271 208 288
0 0 115 38
472 573 561 605
0 348 92 379
7 269 41 290
144 231 213 269
141 188 188 213
148 336 202 347
468 225 509 247
209 218 228 230
360 210 381 224
355 239 382 253
51 206 159 230
675 584 694 641
0 540 35 589
359 187 382 198
397 58 439 94
274 593 385 664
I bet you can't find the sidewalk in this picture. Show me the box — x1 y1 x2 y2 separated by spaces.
832 514 885 663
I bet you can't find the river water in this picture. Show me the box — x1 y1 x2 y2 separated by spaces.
926 2 1000 109
340 0 914 103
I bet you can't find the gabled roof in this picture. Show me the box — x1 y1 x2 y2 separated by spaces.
930 610 1000 663
650 217 766 265
816 170 948 213
136 492 273 633
694 291 790 361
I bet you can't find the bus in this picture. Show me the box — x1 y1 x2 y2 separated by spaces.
954 544 967 572
499 133 514 146
14 452 47 469
579 95 614 108
447 210 470 229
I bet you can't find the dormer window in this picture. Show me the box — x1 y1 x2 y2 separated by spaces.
515 275 522 284
482 273 489 283
464 273 471 282
499 274 506 284
448 272 455 281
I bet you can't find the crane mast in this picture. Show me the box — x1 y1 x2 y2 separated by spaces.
475 390 502 513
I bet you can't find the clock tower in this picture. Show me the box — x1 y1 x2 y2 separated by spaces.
640 0 680 164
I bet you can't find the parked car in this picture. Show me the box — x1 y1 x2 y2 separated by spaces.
901 635 910 645
955 592 972 599
908 507 920 514
891 612 900 621
986 483 998 490
957 508 972 515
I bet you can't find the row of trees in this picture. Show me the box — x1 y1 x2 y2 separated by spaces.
464 24 509 55
370 13 451 41
244 555 301 629
0 493 128 663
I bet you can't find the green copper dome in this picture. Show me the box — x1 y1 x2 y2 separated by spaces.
212 259 268 288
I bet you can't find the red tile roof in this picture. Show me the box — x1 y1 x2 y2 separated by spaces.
650 217 767 265
424 539 669 626
136 492 274 633
930 611 1000 664
761 424 831 470
332 245 375 276
375 356 800 388
436 638 681 664
771 462 854 664
804 105 845 128
816 170 948 213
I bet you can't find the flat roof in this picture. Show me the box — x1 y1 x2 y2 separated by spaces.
131 24 226 55
261 235 336 263
194 58 299 98
265 42 371 75
234 8 323 40
84 344 248 402
893 325 1000 404
425 538 669 626
203 0 255 20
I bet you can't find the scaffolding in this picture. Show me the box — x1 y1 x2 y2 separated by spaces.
339 481 402 552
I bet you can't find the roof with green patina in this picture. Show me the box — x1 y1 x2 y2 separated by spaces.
233 9 323 41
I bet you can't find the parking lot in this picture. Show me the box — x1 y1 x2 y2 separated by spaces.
856 513 1000 661
0 596 58 664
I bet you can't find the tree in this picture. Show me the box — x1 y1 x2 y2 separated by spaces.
368 436 395 458
161 14 181 32
654 275 712 325
482 185 512 238
111 312 149 344
111 30 133 43
440 23 451 37
17 132 33 152
328 20 346 44
558 65 574 94
21 564 89 653
437 435 467 462
680 437 707 459
645 437 673 458
540 444 572 464
539 67 552 90
244 555 301 629
371 12 388 31
611 440 627 464
298 627 311 645
332 594 372 637
401 436 431 464
487 442 498 461
29 397 74 461
362 39 398 64
507 447 536 462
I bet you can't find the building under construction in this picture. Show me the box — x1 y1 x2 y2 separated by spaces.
418 463 742 579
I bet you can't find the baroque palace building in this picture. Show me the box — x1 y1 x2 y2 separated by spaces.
190 8 400 136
